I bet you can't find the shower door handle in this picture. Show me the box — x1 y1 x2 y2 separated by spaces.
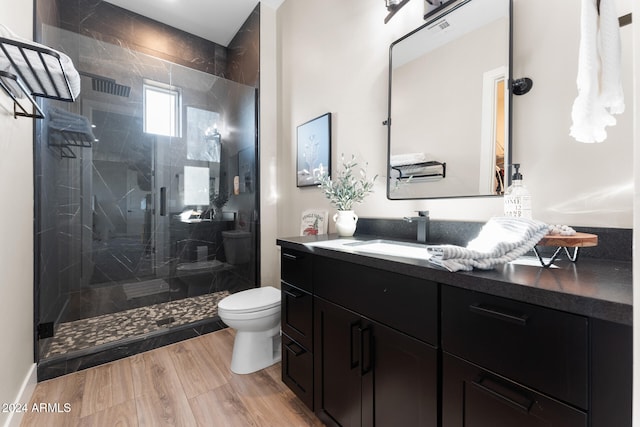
160 187 167 216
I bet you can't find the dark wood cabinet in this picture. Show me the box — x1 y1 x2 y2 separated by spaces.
280 248 314 409
282 332 314 408
313 298 363 427
278 242 632 427
281 281 313 350
442 353 588 427
314 297 438 427
590 319 632 427
441 285 589 410
441 284 631 427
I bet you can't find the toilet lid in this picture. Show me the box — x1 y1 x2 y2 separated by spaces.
218 286 280 313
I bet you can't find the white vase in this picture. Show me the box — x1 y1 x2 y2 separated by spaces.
333 210 358 237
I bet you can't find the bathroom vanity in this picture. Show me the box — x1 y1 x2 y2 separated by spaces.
277 234 632 427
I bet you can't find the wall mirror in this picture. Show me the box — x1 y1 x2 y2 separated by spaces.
386 0 512 200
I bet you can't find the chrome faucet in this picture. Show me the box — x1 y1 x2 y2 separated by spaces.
403 210 430 242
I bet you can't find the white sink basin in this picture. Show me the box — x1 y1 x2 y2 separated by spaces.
345 240 432 260
307 239 432 260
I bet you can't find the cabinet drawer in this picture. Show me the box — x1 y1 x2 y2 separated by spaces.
441 285 589 409
443 353 587 427
281 249 312 292
314 257 438 346
281 282 313 350
282 332 313 410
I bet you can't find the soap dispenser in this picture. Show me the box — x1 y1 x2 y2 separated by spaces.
504 164 532 219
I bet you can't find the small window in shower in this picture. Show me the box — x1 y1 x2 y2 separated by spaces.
143 80 181 137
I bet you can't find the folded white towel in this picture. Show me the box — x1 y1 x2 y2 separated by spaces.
48 107 96 140
569 0 624 143
0 24 80 100
426 217 549 272
390 152 427 167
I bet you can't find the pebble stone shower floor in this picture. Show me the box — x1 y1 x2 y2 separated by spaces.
42 290 230 359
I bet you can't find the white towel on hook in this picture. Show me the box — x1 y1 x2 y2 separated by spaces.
599 0 625 115
569 0 624 143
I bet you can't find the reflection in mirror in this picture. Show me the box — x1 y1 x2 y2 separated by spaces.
387 0 511 199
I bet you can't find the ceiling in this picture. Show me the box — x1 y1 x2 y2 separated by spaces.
102 0 283 47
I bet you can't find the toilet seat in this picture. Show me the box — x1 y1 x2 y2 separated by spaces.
218 286 280 314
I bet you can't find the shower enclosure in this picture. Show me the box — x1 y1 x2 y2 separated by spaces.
34 17 258 379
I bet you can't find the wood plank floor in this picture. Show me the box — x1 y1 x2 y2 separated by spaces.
21 328 324 427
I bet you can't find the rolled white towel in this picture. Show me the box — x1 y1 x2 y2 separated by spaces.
548 224 576 236
466 217 548 256
390 152 427 167
426 217 549 272
0 24 80 99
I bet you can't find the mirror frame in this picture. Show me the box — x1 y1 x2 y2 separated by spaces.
385 0 513 200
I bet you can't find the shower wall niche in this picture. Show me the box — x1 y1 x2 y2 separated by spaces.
34 0 260 380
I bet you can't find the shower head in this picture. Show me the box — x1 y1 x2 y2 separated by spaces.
80 72 131 97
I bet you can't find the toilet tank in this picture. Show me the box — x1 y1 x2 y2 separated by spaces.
222 230 252 265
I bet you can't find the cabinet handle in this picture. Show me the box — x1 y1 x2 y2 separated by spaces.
282 252 300 260
471 377 534 413
350 322 361 369
284 341 305 356
469 303 529 326
283 288 304 299
360 326 373 376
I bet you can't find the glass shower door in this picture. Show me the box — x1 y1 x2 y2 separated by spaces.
36 24 258 376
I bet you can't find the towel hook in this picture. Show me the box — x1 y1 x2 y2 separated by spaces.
511 77 533 96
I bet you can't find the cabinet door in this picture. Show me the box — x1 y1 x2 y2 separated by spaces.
442 353 587 427
314 297 363 427
367 320 438 427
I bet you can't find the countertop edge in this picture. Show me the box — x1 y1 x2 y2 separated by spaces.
277 235 633 326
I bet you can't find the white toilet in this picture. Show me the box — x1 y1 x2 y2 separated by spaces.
217 286 282 374
222 230 252 265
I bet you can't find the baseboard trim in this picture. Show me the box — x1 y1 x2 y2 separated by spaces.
3 363 37 427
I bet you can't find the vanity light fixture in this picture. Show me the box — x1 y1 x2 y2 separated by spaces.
385 0 411 23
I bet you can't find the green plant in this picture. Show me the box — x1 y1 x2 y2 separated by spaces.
318 154 377 211
211 191 229 209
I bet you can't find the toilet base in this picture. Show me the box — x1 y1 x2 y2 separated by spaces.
230 325 282 374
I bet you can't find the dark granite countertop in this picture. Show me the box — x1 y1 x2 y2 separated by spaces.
277 234 632 326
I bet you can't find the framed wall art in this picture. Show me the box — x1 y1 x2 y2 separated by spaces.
296 112 331 187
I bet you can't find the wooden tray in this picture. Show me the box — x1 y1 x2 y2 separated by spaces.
537 232 598 248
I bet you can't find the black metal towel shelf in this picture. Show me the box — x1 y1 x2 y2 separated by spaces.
0 36 76 119
48 129 94 159
392 161 446 180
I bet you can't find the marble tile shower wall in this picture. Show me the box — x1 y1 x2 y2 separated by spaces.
33 0 260 378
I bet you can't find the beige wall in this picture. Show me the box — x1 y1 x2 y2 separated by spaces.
260 4 281 287
272 0 637 419
0 0 35 425
275 0 634 238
